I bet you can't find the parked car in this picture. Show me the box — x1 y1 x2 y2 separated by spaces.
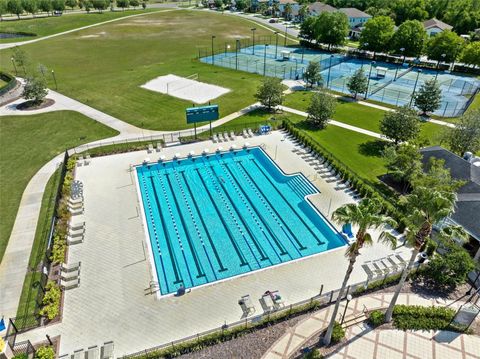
269 19 277 23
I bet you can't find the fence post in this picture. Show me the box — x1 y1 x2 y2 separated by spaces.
329 290 334 303
319 284 323 297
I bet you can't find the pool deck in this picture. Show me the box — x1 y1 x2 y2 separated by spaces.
17 131 413 356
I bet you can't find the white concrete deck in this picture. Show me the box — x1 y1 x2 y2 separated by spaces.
17 131 412 356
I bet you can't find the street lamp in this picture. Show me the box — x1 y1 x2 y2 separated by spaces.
435 53 446 80
284 24 288 47
235 39 240 70
341 294 353 324
409 69 422 107
211 35 216 66
10 57 17 76
263 44 269 76
301 46 305 64
51 70 58 90
365 61 376 99
251 28 257 55
361 42 368 69
274 31 279 59
224 43 231 56
327 54 334 88
400 47 406 64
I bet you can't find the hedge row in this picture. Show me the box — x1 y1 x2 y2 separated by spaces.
282 120 407 232
0 72 18 96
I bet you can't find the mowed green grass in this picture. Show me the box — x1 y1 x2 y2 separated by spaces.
0 111 118 261
0 10 284 131
284 91 449 146
0 9 158 43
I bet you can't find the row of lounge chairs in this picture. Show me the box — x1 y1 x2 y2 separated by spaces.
77 154 91 167
60 341 114 359
238 290 285 317
59 261 81 290
212 131 236 143
362 254 407 278
147 142 163 154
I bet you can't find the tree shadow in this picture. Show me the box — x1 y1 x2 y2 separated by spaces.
358 140 388 158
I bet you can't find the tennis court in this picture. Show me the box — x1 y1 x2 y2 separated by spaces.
200 45 480 117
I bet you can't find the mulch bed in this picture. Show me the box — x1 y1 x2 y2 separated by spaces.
16 98 55 111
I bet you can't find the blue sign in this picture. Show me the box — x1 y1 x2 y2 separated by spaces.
186 105 219 124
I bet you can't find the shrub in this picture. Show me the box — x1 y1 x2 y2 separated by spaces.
368 310 385 327
13 354 28 359
35 346 55 359
392 305 456 331
50 235 67 264
425 239 437 257
303 348 323 359
39 281 61 320
330 321 345 344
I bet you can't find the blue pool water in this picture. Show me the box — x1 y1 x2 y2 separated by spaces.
136 147 346 295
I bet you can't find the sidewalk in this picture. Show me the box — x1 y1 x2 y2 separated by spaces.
262 292 480 359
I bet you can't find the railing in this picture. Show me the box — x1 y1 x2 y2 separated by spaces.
120 265 410 358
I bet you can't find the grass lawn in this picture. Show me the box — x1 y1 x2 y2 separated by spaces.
0 10 290 131
0 9 158 43
0 111 118 262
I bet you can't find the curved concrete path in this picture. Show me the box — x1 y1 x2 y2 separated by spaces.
262 292 480 359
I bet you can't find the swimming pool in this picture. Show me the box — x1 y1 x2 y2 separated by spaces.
136 147 346 295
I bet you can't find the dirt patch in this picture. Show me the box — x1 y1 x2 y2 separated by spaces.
16 98 55 111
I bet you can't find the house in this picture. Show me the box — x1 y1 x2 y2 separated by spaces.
307 2 336 16
423 18 453 36
277 0 300 20
420 146 480 261
338 7 371 29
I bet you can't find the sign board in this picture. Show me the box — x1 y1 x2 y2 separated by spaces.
186 105 219 124
453 304 480 327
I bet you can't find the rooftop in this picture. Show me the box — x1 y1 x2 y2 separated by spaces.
423 18 453 31
308 2 336 14
339 7 371 18
420 146 480 240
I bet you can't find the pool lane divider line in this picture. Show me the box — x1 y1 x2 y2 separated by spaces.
148 175 183 285
156 172 195 287
235 160 306 253
249 159 326 246
220 161 289 258
207 163 270 263
179 170 228 273
164 173 206 279
193 167 250 268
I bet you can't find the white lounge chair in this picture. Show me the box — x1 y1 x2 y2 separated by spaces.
68 221 85 231
70 207 84 216
218 133 225 142
68 200 83 209
156 142 162 152
242 129 248 138
223 131 230 141
101 342 114 359
68 227 85 238
67 234 84 245
212 134 218 143
84 154 91 166
147 144 154 154
61 269 80 281
247 128 254 137
60 277 80 290
238 294 256 316
61 261 81 273
230 130 236 140
86 346 99 359
73 349 84 359
77 155 84 167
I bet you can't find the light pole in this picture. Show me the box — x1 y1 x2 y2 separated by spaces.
274 31 279 59
251 28 256 55
235 39 240 70
365 61 375 99
394 48 404 80
435 53 446 80
51 70 58 90
301 46 305 64
400 47 405 64
10 57 17 76
211 35 216 65
409 69 422 107
224 43 231 56
284 24 288 46
341 294 353 324
263 44 269 76
361 42 368 69
327 54 334 88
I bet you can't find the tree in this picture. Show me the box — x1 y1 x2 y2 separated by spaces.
426 30 464 63
346 68 368 99
383 143 422 193
52 0 65 11
129 0 138 8
306 90 336 129
313 11 349 50
117 0 128 9
7 0 23 18
84 0 91 11
413 157 465 192
12 46 28 75
38 0 51 14
323 198 397 345
303 61 322 88
22 75 48 105
0 0 7 19
298 4 308 22
390 20 427 57
380 106 420 145
359 16 395 57
391 0 428 24
21 0 38 16
254 77 283 111
213 0 221 8
92 0 107 11
445 109 480 155
235 0 246 11
460 42 480 68
384 186 462 323
65 0 77 10
299 16 316 44
444 0 480 34
283 2 292 20
413 79 441 115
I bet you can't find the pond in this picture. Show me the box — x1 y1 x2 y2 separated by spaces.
0 32 35 39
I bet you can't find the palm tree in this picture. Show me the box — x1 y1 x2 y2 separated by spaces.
284 3 293 21
384 186 460 322
323 198 397 346
299 4 309 22
271 2 279 17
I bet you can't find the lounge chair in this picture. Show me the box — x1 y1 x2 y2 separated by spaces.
61 261 81 273
223 131 230 141
60 277 80 290
68 200 83 210
67 234 84 245
242 129 248 138
342 223 355 240
61 270 80 281
270 290 285 308
69 196 83 204
86 346 100 359
247 128 254 137
147 144 154 154
73 350 84 359
156 142 162 152
84 154 91 166
70 207 84 216
101 342 114 359
238 294 255 316
230 130 236 140
68 227 85 238
69 221 85 231
211 134 218 143
218 133 225 142
77 156 84 167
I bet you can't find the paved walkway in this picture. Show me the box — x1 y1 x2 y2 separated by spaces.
262 292 480 359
